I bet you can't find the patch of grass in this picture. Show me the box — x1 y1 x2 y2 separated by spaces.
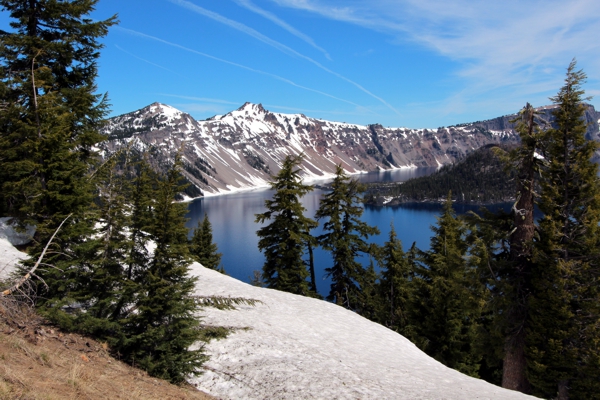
39 351 50 366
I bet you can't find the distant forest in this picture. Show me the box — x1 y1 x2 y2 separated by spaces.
364 144 518 206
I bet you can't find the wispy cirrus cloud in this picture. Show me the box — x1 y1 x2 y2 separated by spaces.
233 0 331 60
166 0 400 116
115 26 367 110
162 94 377 119
272 0 600 108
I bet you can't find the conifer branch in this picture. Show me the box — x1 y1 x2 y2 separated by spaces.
194 295 262 310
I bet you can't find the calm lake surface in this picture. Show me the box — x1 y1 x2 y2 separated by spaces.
185 168 508 296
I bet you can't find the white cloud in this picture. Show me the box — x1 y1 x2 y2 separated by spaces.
272 0 600 107
233 0 332 60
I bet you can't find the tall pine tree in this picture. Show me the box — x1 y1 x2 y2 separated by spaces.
255 154 317 296
527 60 600 400
408 193 483 377
0 0 116 307
377 223 413 334
492 103 544 392
119 156 205 383
315 165 379 309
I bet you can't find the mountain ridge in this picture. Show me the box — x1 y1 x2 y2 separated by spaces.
100 102 600 198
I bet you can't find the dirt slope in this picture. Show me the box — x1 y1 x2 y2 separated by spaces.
0 310 215 400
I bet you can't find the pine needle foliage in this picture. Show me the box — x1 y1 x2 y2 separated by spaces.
315 165 379 309
0 0 116 245
255 154 318 296
527 60 600 400
190 213 224 273
0 0 117 331
487 103 545 392
118 156 205 383
376 224 414 335
408 194 483 377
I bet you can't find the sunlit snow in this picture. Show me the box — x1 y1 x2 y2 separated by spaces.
190 264 537 400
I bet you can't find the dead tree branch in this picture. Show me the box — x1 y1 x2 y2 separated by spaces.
1 214 72 297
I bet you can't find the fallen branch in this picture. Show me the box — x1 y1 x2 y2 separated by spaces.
1 214 71 297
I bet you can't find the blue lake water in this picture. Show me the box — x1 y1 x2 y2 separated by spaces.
185 168 509 296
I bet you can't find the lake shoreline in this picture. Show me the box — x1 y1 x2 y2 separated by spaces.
365 197 516 208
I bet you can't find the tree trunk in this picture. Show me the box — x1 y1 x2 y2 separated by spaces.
307 240 317 293
503 104 537 393
557 380 569 400
502 329 530 393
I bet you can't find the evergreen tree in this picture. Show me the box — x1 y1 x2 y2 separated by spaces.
255 154 317 296
69 151 133 335
0 0 116 307
315 165 379 309
355 255 381 321
377 223 413 334
463 207 512 385
492 103 544 392
408 193 483 377
527 60 600 400
113 157 155 321
120 157 205 383
190 213 223 272
37 151 133 334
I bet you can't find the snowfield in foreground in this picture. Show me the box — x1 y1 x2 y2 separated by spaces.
0 235 536 399
189 264 536 400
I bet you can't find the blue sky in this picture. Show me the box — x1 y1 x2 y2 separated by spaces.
4 0 600 128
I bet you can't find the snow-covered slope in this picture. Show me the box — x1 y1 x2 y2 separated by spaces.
190 264 536 399
0 219 30 280
0 238 536 398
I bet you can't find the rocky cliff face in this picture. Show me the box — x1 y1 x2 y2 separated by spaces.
99 102 600 197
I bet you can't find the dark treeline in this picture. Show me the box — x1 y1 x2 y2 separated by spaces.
364 144 518 206
256 61 600 399
0 0 228 384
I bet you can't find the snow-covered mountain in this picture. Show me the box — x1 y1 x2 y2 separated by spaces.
190 264 536 399
100 102 600 197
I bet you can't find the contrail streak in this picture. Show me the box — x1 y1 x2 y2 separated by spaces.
167 0 400 116
115 26 366 109
233 0 331 60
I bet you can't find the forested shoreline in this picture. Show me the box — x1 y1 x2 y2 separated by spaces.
363 144 518 206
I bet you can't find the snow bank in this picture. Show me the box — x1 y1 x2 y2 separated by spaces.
189 264 536 399
0 236 537 399
0 217 34 246
0 237 27 281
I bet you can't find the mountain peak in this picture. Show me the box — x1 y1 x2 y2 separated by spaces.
236 102 266 115
144 102 184 119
